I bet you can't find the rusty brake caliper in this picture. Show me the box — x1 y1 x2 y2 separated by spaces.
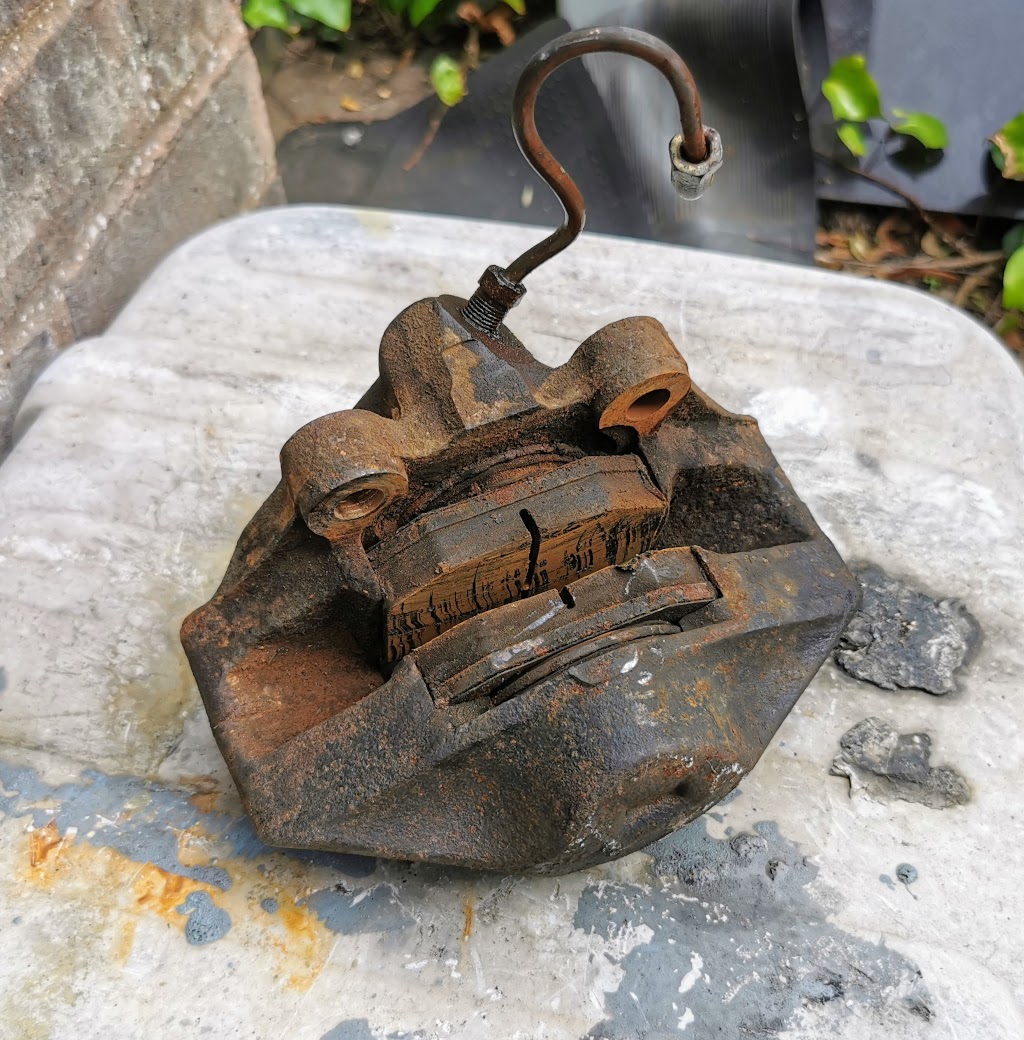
181 28 858 874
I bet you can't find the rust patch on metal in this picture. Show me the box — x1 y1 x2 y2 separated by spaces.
181 292 858 874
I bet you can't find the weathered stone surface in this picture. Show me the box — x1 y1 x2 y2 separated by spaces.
0 0 158 301
834 566 980 694
62 50 280 338
0 0 279 456
124 0 240 105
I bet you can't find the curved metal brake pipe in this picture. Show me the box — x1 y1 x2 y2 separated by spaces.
505 26 707 284
462 26 716 337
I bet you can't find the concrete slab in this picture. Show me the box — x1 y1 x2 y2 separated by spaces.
1 206 1021 1039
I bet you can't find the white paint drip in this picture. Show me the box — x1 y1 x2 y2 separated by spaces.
677 1008 695 1031
620 650 640 674
678 952 704 993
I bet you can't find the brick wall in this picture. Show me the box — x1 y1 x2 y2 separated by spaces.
0 0 281 452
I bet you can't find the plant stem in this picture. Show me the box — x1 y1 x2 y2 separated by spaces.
404 104 447 171
828 250 1005 276
815 150 964 252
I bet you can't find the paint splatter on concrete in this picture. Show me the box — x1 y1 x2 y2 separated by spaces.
322 1022 377 1040
896 864 918 887
176 890 232 945
834 566 980 694
831 717 970 809
324 1019 428 1035
0 759 377 886
305 883 415 936
321 1020 427 1040
573 819 931 1038
0 761 232 889
0 667 6 693
261 897 279 914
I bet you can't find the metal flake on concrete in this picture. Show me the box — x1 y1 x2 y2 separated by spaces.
0 207 1022 1039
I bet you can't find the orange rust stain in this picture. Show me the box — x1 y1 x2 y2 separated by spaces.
462 896 475 942
132 862 213 927
29 820 66 869
264 894 334 991
189 792 220 814
113 919 137 965
21 815 334 991
175 824 227 874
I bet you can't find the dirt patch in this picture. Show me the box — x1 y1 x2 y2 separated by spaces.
256 30 436 141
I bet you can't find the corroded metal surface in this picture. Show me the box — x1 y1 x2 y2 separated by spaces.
181 27 855 874
181 293 859 874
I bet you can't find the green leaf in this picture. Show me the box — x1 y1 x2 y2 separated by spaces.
1005 246 1024 310
891 109 948 150
504 0 527 13
409 0 444 26
837 121 868 156
430 54 465 107
289 0 350 31
241 0 293 31
822 55 882 122
990 111 1024 181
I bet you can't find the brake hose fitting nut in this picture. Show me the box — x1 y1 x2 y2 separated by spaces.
670 127 723 201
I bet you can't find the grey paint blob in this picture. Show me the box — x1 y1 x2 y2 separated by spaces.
896 863 919 887
834 566 980 694
176 891 232 945
321 1019 426 1040
831 717 970 809
0 666 7 693
574 819 931 1038
321 1022 377 1040
305 884 415 936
